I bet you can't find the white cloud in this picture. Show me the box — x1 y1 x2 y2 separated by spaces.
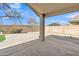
67 13 79 18
9 3 21 9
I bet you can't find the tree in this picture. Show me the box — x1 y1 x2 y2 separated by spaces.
27 16 38 32
0 3 23 33
0 3 23 25
27 16 37 26
48 23 61 26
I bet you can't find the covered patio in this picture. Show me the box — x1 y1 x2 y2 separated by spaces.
0 3 79 56
27 3 79 41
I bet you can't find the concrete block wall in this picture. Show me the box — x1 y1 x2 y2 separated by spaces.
45 25 79 36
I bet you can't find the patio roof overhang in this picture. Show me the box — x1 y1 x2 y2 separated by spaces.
27 3 79 17
27 3 79 41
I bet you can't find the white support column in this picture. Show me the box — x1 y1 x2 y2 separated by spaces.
40 14 45 41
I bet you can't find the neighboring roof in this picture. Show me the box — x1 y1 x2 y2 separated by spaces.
71 15 79 22
27 3 79 17
70 15 79 25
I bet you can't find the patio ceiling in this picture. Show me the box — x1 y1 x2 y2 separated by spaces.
27 3 79 17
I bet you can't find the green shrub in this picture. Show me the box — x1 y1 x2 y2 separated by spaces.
0 29 5 32
0 35 6 42
11 29 23 33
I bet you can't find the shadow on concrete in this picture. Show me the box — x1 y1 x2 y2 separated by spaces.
46 35 79 45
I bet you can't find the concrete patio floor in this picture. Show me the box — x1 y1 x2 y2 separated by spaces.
0 35 79 56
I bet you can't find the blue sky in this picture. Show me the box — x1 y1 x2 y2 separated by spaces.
0 3 79 25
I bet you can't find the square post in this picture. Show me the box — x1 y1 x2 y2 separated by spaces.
39 14 45 41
